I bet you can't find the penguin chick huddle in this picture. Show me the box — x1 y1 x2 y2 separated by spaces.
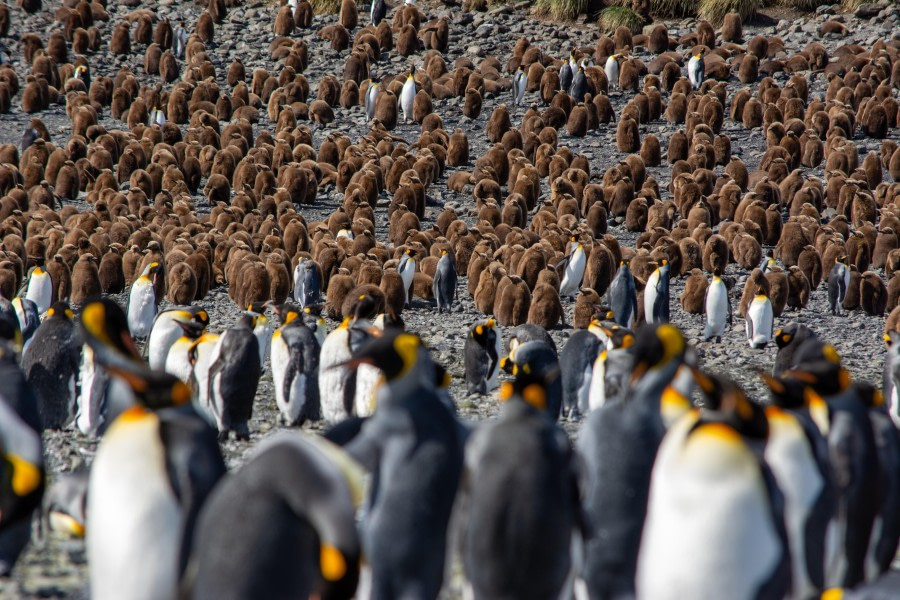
0 0 899 596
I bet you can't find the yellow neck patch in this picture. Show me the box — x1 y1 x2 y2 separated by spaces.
320 544 347 582
6 454 41 496
522 384 547 410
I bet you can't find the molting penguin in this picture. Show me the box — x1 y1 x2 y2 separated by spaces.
270 304 321 426
746 291 774 349
398 249 416 307
432 249 457 313
464 318 500 395
127 262 160 339
687 48 705 89
828 255 850 316
146 307 209 371
293 257 321 309
24 263 52 316
186 433 362 600
400 65 417 123
343 331 463 600
205 313 262 440
560 328 604 420
609 259 638 328
704 269 731 343
558 237 587 299
461 367 583 600
22 302 80 430
643 259 671 324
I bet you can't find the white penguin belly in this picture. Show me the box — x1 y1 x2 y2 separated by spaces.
354 364 380 417
644 271 661 324
127 282 156 338
26 273 52 315
271 335 291 418
164 340 194 384
76 348 98 435
318 330 352 424
705 281 728 339
747 298 773 348
560 249 585 297
147 321 181 371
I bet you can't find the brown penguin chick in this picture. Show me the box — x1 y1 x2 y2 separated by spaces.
573 288 602 329
616 116 640 152
122 245 143 286
739 268 770 318
776 221 810 267
485 104 511 143
374 89 398 129
873 228 898 271
266 254 290 305
342 286 385 321
274 5 295 35
860 272 887 317
412 272 434 302
326 269 355 321
702 234 729 274
309 100 335 125
785 266 810 311
110 22 131 56
98 247 125 294
46 254 71 302
0 262 17 300
448 129 469 166
566 104 588 138
527 283 563 329
732 233 762 271
765 269 789 318
797 245 823 290
339 0 358 29
234 260 270 309
70 254 101 306
380 269 406 318
495 274 531 327
474 262 505 315
738 54 759 84
887 272 900 314
680 268 709 315
463 87 482 120
721 12 742 43
841 266 862 312
800 134 824 169
166 262 198 305
641 134 661 167
413 89 433 123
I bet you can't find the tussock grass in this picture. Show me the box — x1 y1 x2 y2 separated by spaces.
840 0 865 9
310 0 340 15
651 0 693 17
598 6 644 35
698 0 764 26
532 0 589 21
779 0 830 9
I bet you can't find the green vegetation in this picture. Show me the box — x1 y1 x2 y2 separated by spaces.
598 6 645 34
698 0 764 26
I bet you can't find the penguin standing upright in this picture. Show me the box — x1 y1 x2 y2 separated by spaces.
587 324 635 411
558 238 587 299
432 250 457 313
464 319 501 395
318 318 372 424
578 324 690 599
512 65 527 105
773 322 816 376
270 304 321 426
746 291 774 348
400 65 417 123
559 54 573 97
569 65 587 101
637 373 790 600
883 331 900 428
687 48 705 89
828 255 850 315
247 302 273 370
502 339 563 420
12 297 40 354
604 54 620 90
186 433 362 600
205 314 261 440
461 368 583 600
643 259 671 324
398 249 416 307
703 269 731 342
128 262 160 339
303 306 328 347
343 332 463 600
293 258 321 308
560 328 603 420
370 0 387 25
22 302 81 430
0 341 44 576
609 260 638 328
365 78 380 121
24 263 52 315
146 307 209 371
173 22 188 59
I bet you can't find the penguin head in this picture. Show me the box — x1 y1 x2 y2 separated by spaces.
837 254 848 264
346 330 433 387
628 323 686 385
854 382 884 409
45 301 74 321
712 267 722 279
275 303 302 325
605 325 635 350
140 261 161 282
472 319 495 341
790 339 851 397
885 330 900 349
757 371 807 409
176 320 206 340
693 371 768 440
499 356 558 412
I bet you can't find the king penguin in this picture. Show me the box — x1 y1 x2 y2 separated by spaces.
883 330 900 428
400 65 417 123
186 433 362 600
559 54 573 97
128 262 160 339
24 263 52 316
164 321 209 384
569 65 587 101
318 318 372 424
293 257 321 309
0 340 44 576
560 327 604 420
302 305 328 347
343 331 463 600
365 77 380 121
370 0 387 25
206 313 261 440
398 249 416 307
636 372 790 600
558 237 587 299
501 339 563 420
247 302 273 370
643 259 671 325
270 304 321 426
828 255 850 316
12 297 40 354
432 249 457 313
513 65 527 105
605 54 620 91
577 323 691 599
146 307 210 371
746 290 775 349
687 47 706 89
464 318 501 395
461 367 583 600
609 259 638 328
774 322 817 376
22 302 81 430
586 324 635 411
704 269 731 342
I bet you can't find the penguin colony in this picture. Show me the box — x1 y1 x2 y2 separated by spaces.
0 0 898 597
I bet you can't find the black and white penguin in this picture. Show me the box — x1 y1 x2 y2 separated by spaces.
302 305 328 347
22 302 81 430
270 304 321 426
604 54 620 91
883 330 900 428
247 302 273 370
773 322 817 376
432 249 457 313
173 22 188 59
370 0 387 26
558 238 587 299
19 126 39 153
293 257 321 309
205 313 261 440
398 249 416 307
569 65 587 101
560 328 604 420
464 318 501 395
146 307 209 371
0 298 21 351
365 77 380 121
637 373 790 600
12 296 40 354
342 331 463 600
43 469 88 539
609 259 638 328
512 65 527 105
828 255 850 316
587 323 636 411
127 262 160 339
746 291 774 349
461 369 583 600
162 320 208 385
400 65 417 123
703 269 731 342
560 50 574 93
506 323 557 356
0 340 44 576
186 433 362 600
577 323 691 599
643 259 671 324
318 318 375 423
687 47 706 89
501 339 563 420
23 263 52 316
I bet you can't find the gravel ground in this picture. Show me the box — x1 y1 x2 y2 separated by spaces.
0 0 898 597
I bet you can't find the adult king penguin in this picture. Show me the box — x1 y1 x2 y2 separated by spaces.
318 318 373 423
501 339 563 420
512 65 527 105
644 259 671 324
577 324 691 599
270 304 321 426
186 433 362 600
398 248 416 307
605 54 620 91
704 269 731 342
293 257 321 309
637 373 791 600
146 307 210 370
558 237 587 299
206 313 262 440
883 331 900 427
461 365 583 600
464 319 500 395
828 255 850 316
773 322 817 376
22 302 80 430
609 259 638 328
432 249 457 313
400 65 417 123
560 327 604 420
12 297 39 354
128 262 161 339
746 290 774 348
370 0 387 25
365 77 380 121
23 262 52 316
586 324 636 411
559 49 574 95
687 47 706 89
343 331 463 600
